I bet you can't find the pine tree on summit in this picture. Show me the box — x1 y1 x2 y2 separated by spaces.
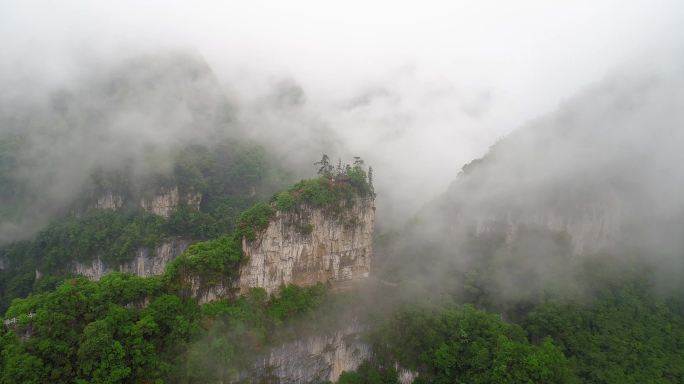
314 154 333 177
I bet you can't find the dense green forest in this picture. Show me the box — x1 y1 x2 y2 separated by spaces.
336 216 684 383
0 273 329 383
336 271 684 384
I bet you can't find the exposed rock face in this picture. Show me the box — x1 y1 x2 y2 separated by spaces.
185 198 375 304
189 278 230 305
472 202 622 255
397 366 419 384
93 186 201 218
241 323 371 383
238 322 418 384
74 257 107 281
140 186 182 218
94 191 124 210
124 239 193 277
74 238 191 280
238 198 375 295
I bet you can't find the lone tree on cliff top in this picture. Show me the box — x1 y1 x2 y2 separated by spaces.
314 154 334 177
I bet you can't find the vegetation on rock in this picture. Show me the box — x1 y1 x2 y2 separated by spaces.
0 140 289 311
273 154 374 216
0 270 329 383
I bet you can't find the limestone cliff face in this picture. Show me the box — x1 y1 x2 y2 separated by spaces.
187 197 375 304
139 186 202 218
241 323 371 383
239 322 417 384
74 238 191 280
93 186 202 218
472 202 623 255
238 198 375 295
94 191 124 210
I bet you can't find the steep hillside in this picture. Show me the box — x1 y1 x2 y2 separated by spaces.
0 159 376 383
0 51 233 243
0 140 289 311
349 70 684 383
377 70 684 304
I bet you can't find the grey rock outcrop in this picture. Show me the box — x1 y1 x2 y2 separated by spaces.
242 323 371 383
139 186 202 218
238 198 375 295
94 191 124 210
472 202 622 255
187 197 375 304
74 238 191 280
238 322 418 384
93 186 202 218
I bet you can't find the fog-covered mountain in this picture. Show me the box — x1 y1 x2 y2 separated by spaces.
378 65 684 306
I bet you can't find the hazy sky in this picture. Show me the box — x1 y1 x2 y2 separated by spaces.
2 0 683 224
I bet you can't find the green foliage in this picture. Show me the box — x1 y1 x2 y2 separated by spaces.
180 284 329 382
234 202 274 241
268 284 327 322
525 284 684 383
34 210 164 267
0 150 374 383
369 304 576 384
347 165 371 197
0 140 291 311
173 141 289 200
201 196 258 234
338 362 398 384
0 332 48 384
275 191 295 211
0 274 173 383
0 210 165 310
290 177 343 207
283 155 373 211
164 206 219 239
77 319 131 383
164 235 242 288
0 271 222 384
0 134 23 208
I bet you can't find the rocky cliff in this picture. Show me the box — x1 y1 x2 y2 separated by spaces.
73 238 191 280
93 191 124 210
139 186 202 218
241 323 371 383
189 197 375 304
93 186 202 218
79 196 375 294
239 321 417 384
471 201 623 255
238 198 375 295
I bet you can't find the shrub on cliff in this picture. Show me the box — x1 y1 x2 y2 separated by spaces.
164 235 242 288
234 202 274 241
275 191 295 211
